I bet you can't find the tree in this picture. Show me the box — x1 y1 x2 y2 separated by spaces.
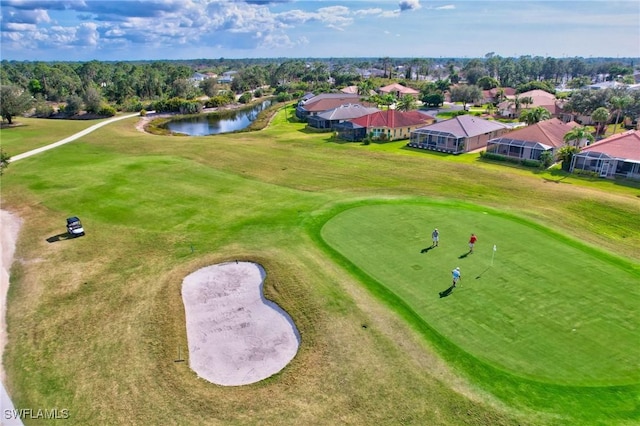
476 76 499 90
556 145 581 171
357 80 374 96
563 126 594 147
609 95 632 134
83 86 103 114
422 92 444 107
200 78 218 97
567 76 591 89
396 94 417 112
519 96 534 110
591 107 610 137
63 94 83 116
519 106 551 125
450 85 482 110
379 57 391 79
0 149 10 176
0 85 33 124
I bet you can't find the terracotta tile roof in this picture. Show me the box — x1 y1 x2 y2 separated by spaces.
378 83 419 95
414 115 509 138
491 118 580 148
350 109 434 129
340 86 358 94
581 130 640 161
500 89 562 114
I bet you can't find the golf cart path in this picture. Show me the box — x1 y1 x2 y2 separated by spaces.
9 112 140 162
1 113 138 425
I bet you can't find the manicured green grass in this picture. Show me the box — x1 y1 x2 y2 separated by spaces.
0 116 108 156
1 106 639 425
319 201 639 420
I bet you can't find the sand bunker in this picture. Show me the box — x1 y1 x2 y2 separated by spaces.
182 261 299 386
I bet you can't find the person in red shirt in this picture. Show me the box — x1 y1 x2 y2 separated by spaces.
468 233 478 253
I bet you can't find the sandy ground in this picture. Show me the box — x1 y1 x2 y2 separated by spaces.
182 261 300 386
0 210 21 383
0 210 24 425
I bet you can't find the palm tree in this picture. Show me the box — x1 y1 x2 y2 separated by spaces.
357 80 374 96
519 106 551 125
609 95 632 135
563 126 594 147
520 96 534 110
396 94 417 112
379 57 391 79
509 94 522 116
591 107 610 138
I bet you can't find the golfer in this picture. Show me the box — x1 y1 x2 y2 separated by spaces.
452 267 461 287
468 233 478 253
431 228 439 247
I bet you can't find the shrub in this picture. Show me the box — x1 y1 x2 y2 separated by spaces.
98 104 116 117
238 92 252 104
277 92 292 102
140 109 147 116
34 103 54 118
521 159 541 168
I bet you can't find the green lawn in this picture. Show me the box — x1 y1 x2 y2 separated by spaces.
1 108 639 425
319 202 639 420
1 116 108 156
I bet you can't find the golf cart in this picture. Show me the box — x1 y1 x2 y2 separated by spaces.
66 216 85 237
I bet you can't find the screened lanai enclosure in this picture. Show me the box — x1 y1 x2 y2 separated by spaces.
485 138 550 160
407 130 466 153
570 151 640 179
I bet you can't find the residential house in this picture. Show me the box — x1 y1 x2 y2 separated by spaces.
378 83 420 99
217 71 237 84
408 115 511 154
570 130 640 179
481 87 516 105
340 86 377 96
497 89 563 118
295 93 368 121
335 110 435 142
486 118 580 161
307 104 379 130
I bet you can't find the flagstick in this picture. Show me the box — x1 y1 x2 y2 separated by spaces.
491 244 497 266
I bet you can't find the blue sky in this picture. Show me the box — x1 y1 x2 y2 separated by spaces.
1 0 638 61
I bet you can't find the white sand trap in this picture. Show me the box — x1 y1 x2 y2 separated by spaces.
182 261 299 386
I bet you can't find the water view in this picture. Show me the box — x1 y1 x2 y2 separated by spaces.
166 99 273 136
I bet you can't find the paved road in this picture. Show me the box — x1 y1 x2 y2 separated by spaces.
9 113 140 163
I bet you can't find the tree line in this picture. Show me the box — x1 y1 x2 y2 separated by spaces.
0 56 637 124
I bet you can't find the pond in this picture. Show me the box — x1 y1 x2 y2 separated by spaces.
165 99 273 136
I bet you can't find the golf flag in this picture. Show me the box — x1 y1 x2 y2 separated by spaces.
493 244 497 252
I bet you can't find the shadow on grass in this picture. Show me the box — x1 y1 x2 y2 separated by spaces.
420 246 435 253
46 232 73 243
458 251 471 259
475 267 491 279
439 285 455 298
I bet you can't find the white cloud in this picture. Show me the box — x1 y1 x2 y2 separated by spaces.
353 8 383 16
435 5 455 10
75 22 99 46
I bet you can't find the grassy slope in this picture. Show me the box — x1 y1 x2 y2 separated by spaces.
1 117 109 156
1 107 639 425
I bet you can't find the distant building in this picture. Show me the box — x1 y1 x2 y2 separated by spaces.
570 130 640 179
